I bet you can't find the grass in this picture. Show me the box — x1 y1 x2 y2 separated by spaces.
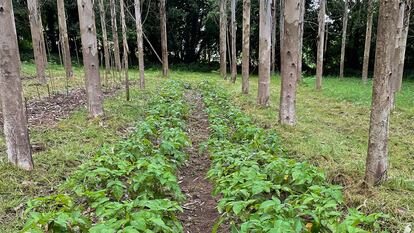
215 74 414 232
0 64 413 232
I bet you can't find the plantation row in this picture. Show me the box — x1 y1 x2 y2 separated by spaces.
199 81 384 232
22 81 190 232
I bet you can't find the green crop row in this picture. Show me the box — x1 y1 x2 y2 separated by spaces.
198 81 385 233
22 81 190 233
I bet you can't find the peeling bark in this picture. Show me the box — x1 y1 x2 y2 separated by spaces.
257 0 271 107
365 0 399 186
242 0 251 94
0 0 34 170
77 0 104 118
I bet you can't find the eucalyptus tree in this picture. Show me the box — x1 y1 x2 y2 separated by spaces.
257 0 271 106
230 0 237 83
134 0 145 88
98 0 111 85
362 0 374 83
316 0 326 90
339 0 349 78
110 0 122 71
57 0 73 79
160 0 169 77
242 0 251 94
220 0 227 79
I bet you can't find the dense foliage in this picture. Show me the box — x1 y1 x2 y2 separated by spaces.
199 81 385 232
11 0 414 76
22 81 190 232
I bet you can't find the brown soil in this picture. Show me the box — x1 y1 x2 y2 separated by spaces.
0 87 120 129
177 91 229 233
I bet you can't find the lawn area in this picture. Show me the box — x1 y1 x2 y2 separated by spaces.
0 64 413 232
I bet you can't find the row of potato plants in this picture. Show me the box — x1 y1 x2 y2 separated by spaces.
198 81 385 233
22 81 190 232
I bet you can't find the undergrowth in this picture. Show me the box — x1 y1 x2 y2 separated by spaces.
199 81 386 233
21 81 190 232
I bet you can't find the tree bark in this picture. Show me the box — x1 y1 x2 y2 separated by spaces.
220 0 227 79
279 0 284 49
27 0 47 84
339 0 348 78
120 0 129 101
134 0 145 89
271 0 277 75
0 0 34 171
365 0 399 186
297 0 305 82
316 0 326 91
230 0 237 83
110 0 122 71
98 0 111 86
57 0 73 80
160 0 169 77
362 0 374 83
279 0 301 125
242 0 251 94
393 0 411 93
257 0 272 107
77 0 104 118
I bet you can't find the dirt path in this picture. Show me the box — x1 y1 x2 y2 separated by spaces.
177 91 227 233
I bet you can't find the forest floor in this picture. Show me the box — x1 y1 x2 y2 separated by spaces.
0 64 413 232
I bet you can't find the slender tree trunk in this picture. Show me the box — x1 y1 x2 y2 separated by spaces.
110 0 122 71
279 0 301 125
134 0 145 89
230 0 237 83
339 0 348 78
27 0 47 84
120 0 129 101
362 0 374 83
257 0 272 106
77 0 104 118
365 0 399 187
324 22 328 53
297 0 305 82
220 0 228 79
279 0 284 49
0 0 34 171
271 0 277 75
316 0 326 91
242 0 251 94
98 0 111 86
393 0 411 93
160 0 169 77
57 0 73 79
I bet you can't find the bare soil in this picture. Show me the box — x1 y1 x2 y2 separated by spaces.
177 90 229 233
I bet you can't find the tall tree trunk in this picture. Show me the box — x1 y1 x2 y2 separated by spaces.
110 0 122 71
0 0 34 171
271 0 277 75
230 0 237 83
257 0 272 106
297 0 305 82
393 0 411 93
242 0 251 94
77 0 104 118
220 0 228 79
316 0 326 91
365 0 399 187
339 0 348 78
160 0 169 77
120 0 129 101
279 0 284 49
57 0 73 79
362 0 374 83
98 0 111 86
134 0 145 89
27 0 47 84
279 0 301 125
